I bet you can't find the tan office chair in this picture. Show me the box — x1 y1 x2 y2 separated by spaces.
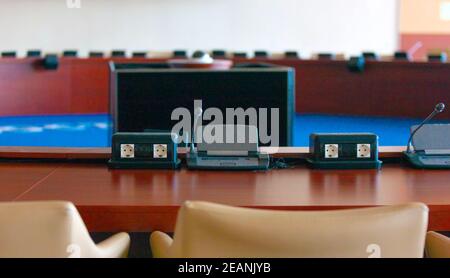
425 232 450 258
0 201 130 258
151 201 428 258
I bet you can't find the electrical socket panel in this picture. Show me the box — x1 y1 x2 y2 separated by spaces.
308 133 381 169
109 132 180 169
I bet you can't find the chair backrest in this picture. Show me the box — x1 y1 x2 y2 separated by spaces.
425 231 450 258
168 202 429 258
0 201 98 258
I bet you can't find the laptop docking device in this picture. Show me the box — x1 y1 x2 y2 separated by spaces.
186 125 270 171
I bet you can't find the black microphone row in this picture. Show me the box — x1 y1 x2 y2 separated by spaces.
0 50 448 62
0 50 297 59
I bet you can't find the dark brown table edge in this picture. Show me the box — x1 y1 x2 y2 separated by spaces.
0 146 405 160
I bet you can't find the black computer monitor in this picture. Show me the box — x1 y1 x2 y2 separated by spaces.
110 66 295 146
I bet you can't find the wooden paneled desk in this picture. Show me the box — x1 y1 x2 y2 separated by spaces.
1 147 449 232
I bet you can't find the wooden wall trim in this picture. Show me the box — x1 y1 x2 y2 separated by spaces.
0 146 405 160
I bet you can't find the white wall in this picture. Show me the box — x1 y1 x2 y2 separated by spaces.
0 0 399 58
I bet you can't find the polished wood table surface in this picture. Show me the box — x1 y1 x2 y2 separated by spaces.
1 154 450 232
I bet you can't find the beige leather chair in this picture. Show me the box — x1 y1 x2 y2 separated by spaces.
0 201 130 258
151 201 428 258
425 232 450 258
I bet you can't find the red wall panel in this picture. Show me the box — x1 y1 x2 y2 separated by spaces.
0 57 449 119
0 58 109 116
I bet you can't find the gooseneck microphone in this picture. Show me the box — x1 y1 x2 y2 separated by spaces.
190 107 203 154
406 103 446 153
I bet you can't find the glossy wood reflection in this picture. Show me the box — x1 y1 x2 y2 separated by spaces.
0 163 59 201
5 162 449 232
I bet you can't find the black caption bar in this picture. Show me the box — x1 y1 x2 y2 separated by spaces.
0 259 449 276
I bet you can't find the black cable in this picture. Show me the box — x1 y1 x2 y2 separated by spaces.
270 157 305 169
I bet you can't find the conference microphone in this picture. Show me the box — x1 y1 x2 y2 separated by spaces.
191 107 203 154
406 103 446 153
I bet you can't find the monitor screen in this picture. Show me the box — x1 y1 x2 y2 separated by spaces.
111 68 295 146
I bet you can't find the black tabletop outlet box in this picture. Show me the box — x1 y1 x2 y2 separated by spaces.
307 133 382 169
108 132 181 169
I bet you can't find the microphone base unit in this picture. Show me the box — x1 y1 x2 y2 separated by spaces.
403 152 450 169
404 123 450 169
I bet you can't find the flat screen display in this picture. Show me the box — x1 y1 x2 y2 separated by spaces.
112 68 294 146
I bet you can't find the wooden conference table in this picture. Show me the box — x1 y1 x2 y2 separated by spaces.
0 146 449 232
